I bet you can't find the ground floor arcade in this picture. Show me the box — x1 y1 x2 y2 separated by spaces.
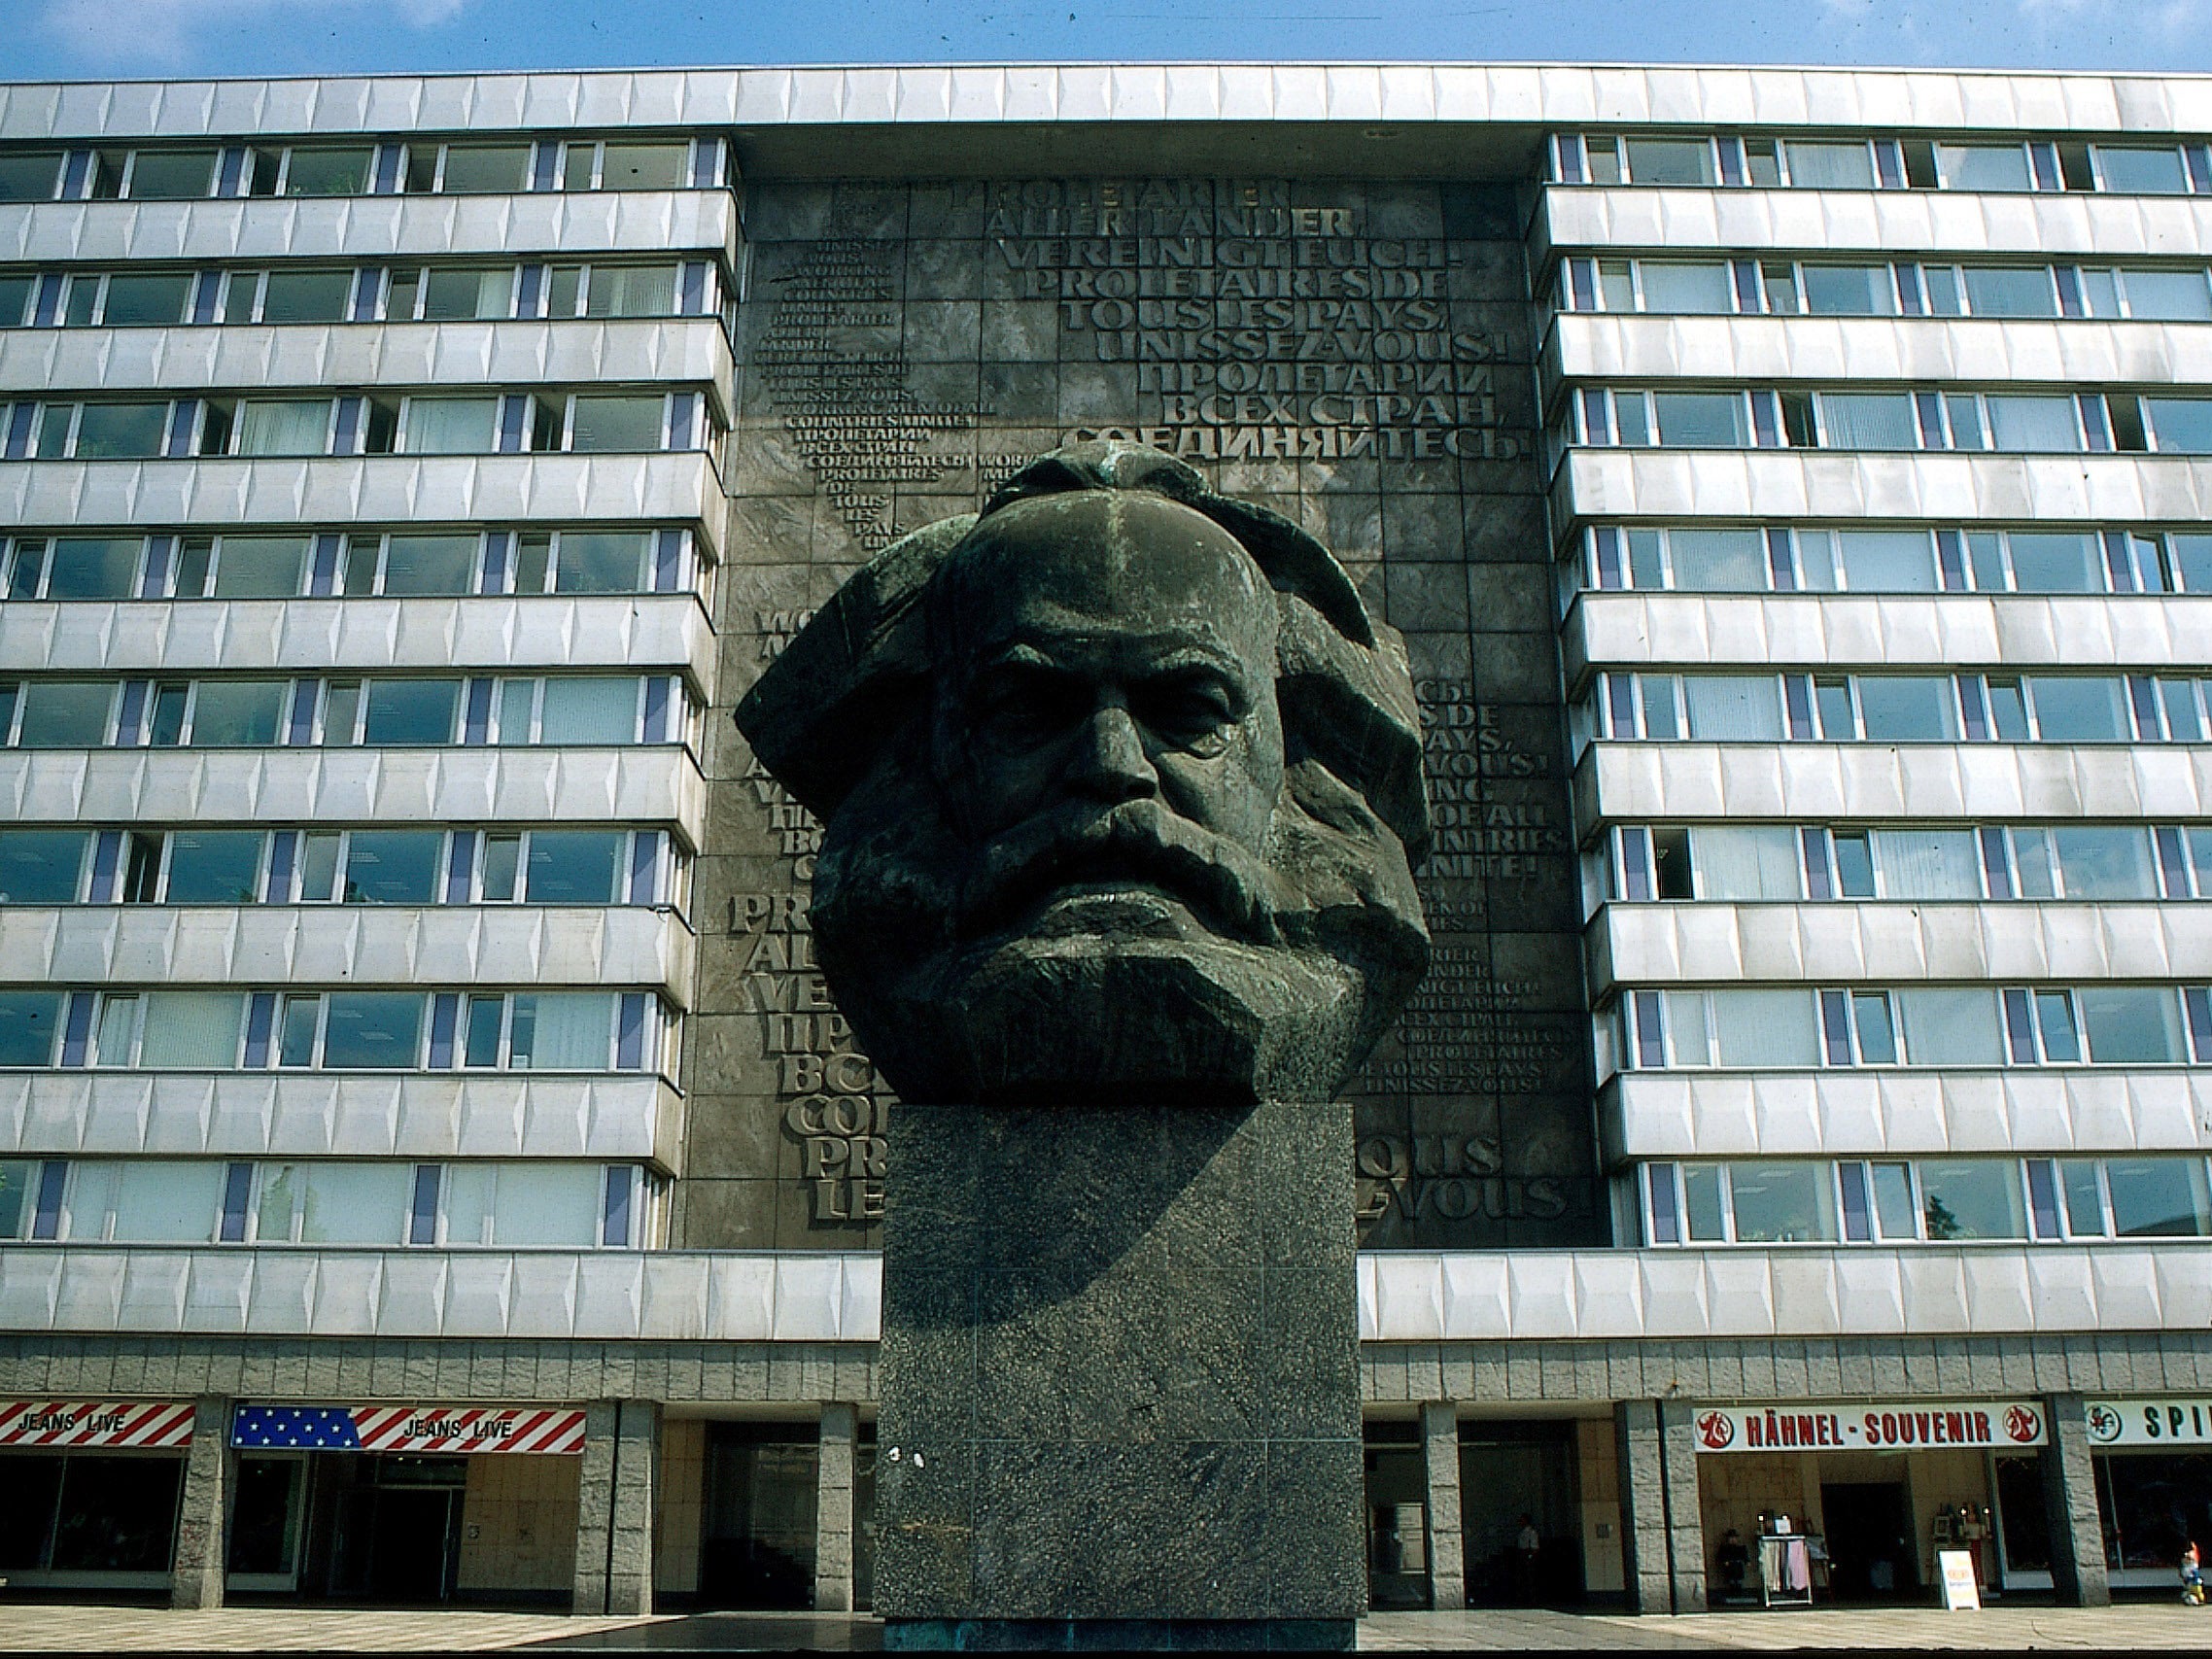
1 1331 2204 1614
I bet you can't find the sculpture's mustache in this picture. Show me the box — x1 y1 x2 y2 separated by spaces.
957 798 1284 948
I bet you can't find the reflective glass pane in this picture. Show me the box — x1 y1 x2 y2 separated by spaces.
110 1160 221 1241
379 535 476 595
1635 261 1734 313
1785 141 1876 189
1800 263 1892 315
45 537 140 600
2051 826 2157 898
2148 397 2212 453
2006 533 2103 593
2079 986 2185 1063
1836 531 1936 591
584 264 678 318
137 992 245 1067
282 147 372 196
0 152 63 202
1711 989 1821 1066
568 394 664 452
2096 146 2189 193
1727 1162 1838 1242
0 991 62 1064
538 678 636 744
1937 144 2033 190
2104 1158 2212 1237
210 536 308 598
297 1162 409 1243
509 991 610 1069
99 273 191 326
1896 988 2004 1065
597 143 688 190
1650 392 1748 447
341 830 442 904
1960 267 2057 317
1855 676 1957 741
420 267 509 322
126 150 213 199
73 402 167 459
1918 1159 2026 1240
1682 1164 1727 1241
232 398 329 455
1818 393 1918 449
320 992 424 1069
2120 268 2212 321
258 269 351 324
361 679 460 744
485 1164 602 1246
15 681 112 747
163 830 262 902
0 830 86 903
1665 529 1765 591
2028 676 2129 742
1689 825 1800 901
189 680 286 745
438 145 529 193
1985 395 2081 451
552 532 649 593
402 397 498 454
1680 676 1783 741
523 831 624 904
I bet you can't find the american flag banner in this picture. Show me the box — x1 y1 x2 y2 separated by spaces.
0 1400 197 1448
229 1403 587 1455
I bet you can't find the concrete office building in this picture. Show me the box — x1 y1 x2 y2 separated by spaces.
0 60 2209 1617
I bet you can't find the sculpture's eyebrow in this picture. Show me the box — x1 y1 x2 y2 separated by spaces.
978 629 1253 677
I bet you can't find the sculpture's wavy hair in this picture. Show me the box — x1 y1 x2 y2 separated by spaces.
739 439 1430 869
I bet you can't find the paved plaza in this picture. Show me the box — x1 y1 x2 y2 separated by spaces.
2 1604 2211 1652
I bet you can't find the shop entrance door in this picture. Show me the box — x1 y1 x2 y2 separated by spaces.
1820 1481 1917 1602
327 1456 465 1604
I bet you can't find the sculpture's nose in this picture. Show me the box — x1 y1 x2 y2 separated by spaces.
1069 703 1157 801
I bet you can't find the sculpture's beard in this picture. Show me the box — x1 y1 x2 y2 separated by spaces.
809 737 1429 1107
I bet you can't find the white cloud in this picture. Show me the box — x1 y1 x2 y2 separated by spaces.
37 0 468 72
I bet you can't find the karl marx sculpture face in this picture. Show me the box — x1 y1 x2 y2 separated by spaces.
736 442 1430 1106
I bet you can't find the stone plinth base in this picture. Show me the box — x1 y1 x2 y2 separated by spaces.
882 1618 1357 1650
874 1098 1363 1627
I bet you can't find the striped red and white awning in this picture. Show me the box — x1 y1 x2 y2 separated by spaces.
350 1404 588 1455
0 1400 196 1449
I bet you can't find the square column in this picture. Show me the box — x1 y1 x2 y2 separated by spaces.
1613 1400 1706 1614
573 1399 659 1615
815 1402 859 1611
1418 1401 1465 1611
169 1396 230 1609
2040 1393 2112 1607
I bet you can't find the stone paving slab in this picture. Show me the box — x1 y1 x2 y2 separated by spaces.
5 1604 2212 1652
1363 1606 2212 1650
0 1607 672 1652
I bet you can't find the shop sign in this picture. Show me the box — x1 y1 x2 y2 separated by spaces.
2086 1398 2212 1446
0 1399 196 1449
1692 1400 2047 1454
229 1403 587 1454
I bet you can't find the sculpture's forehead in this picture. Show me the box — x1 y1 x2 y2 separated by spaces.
947 493 1272 633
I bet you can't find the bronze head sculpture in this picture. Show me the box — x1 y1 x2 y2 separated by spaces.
737 441 1430 1106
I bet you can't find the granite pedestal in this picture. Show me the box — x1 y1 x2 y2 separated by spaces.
875 1097 1364 1651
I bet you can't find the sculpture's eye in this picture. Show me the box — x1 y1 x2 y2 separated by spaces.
1133 672 1238 755
969 664 1088 746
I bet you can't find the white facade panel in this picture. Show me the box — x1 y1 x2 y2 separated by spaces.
0 454 727 557
0 319 735 404
1573 742 2212 836
1 904 694 999
0 595 712 675
1552 448 2212 533
1604 1069 2212 1160
0 1072 681 1163
0 748 708 843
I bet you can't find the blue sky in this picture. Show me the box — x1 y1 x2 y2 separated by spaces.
2 0 2205 84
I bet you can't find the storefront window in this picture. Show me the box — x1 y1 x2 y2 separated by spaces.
2100 1451 2212 1572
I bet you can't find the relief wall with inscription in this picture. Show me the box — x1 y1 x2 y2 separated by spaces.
682 176 1603 1252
